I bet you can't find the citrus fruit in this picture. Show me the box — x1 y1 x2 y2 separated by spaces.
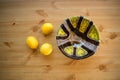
41 23 53 35
40 43 53 55
26 36 38 49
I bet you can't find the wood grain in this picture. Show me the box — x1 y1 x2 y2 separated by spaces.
0 0 120 80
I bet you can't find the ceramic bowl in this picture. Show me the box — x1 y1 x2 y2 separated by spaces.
56 16 100 60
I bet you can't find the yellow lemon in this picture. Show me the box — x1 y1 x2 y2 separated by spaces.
41 23 53 35
26 36 38 49
40 43 53 55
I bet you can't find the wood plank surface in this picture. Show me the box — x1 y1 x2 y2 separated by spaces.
0 0 120 80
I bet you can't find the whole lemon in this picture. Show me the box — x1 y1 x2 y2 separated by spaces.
40 43 53 55
41 23 53 35
26 36 38 49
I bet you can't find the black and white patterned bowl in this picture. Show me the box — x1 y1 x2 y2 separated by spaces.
56 16 100 60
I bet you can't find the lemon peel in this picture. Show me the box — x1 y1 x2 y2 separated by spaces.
41 23 53 35
26 36 38 49
40 43 53 55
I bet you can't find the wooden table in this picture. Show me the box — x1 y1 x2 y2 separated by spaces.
0 0 120 80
